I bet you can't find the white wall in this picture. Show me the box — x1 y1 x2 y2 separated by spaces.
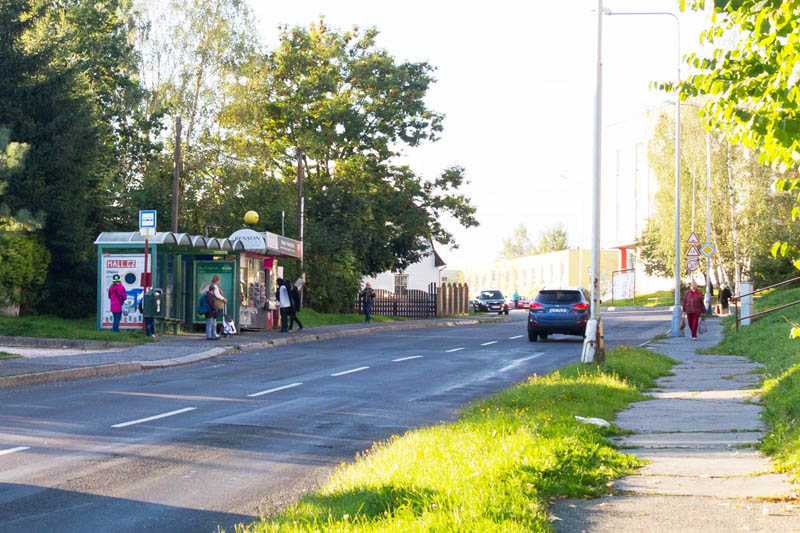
362 252 442 292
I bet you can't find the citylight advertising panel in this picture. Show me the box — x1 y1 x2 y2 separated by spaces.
193 261 236 323
100 254 153 329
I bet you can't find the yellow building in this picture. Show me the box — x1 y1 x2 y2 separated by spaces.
463 249 621 301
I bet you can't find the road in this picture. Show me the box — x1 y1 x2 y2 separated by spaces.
0 308 669 532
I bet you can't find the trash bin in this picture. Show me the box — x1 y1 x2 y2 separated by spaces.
143 288 165 318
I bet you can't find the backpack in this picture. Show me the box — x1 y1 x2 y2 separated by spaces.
197 292 210 316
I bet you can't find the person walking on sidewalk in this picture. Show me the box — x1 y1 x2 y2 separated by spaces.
683 280 706 340
205 285 220 340
277 278 292 333
108 274 127 333
361 283 375 323
718 283 732 315
287 281 303 331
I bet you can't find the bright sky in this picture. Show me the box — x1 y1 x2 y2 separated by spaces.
248 0 712 271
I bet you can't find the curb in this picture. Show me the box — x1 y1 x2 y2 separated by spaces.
0 336 134 350
0 316 511 389
603 305 676 312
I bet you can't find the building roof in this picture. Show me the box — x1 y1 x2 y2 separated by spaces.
94 232 246 251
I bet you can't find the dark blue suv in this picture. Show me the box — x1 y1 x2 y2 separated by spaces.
528 287 590 341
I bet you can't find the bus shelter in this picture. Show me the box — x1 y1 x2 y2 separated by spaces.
94 232 245 332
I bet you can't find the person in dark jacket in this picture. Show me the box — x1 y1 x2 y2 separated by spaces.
361 283 376 323
718 283 732 315
683 280 706 340
287 281 303 331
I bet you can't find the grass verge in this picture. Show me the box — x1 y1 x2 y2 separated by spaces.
602 290 673 308
697 286 800 480
0 316 154 344
234 345 675 532
296 309 406 328
0 352 22 360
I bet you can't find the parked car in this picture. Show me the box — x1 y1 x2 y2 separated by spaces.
514 296 532 309
528 287 590 341
473 289 510 314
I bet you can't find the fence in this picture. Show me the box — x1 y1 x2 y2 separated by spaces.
353 282 470 319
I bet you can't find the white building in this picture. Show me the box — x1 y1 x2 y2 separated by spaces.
362 243 446 294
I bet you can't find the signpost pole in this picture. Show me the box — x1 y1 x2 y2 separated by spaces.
143 234 148 336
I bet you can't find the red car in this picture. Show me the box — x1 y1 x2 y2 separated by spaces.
514 296 532 309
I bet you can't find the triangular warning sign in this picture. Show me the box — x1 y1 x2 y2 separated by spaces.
685 244 701 258
686 231 700 244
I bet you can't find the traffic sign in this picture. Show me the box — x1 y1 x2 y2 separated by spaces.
686 231 700 244
685 244 701 258
700 242 716 257
687 260 699 271
139 210 157 230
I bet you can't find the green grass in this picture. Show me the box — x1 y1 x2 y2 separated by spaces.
698 286 800 480
297 309 407 328
233 346 675 532
0 315 154 344
603 290 673 307
0 352 22 360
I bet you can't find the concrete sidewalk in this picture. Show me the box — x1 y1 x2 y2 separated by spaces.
552 318 800 532
0 315 509 388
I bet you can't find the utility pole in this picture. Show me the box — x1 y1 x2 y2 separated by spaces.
296 147 305 275
171 116 181 233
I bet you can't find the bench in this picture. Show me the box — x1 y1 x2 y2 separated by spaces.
158 317 183 335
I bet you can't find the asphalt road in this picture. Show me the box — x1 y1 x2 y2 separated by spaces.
0 308 670 532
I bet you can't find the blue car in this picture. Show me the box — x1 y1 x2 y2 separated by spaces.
528 287 590 341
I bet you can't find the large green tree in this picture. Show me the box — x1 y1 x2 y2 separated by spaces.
223 22 477 311
0 0 103 316
676 1 800 278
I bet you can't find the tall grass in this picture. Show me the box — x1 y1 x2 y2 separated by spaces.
235 346 675 532
0 315 153 343
701 286 800 477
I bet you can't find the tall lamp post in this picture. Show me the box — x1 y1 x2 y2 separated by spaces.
604 9 683 337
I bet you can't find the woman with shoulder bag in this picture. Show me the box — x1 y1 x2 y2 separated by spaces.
682 280 706 340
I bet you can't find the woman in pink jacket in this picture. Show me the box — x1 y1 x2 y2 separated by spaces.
683 280 706 340
108 274 128 332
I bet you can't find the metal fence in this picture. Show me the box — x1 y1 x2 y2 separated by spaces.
354 283 438 319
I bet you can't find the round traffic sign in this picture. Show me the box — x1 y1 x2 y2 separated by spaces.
687 260 699 271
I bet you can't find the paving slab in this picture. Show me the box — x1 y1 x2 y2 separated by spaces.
626 448 775 476
552 495 800 533
656 375 762 390
614 431 762 449
615 398 765 433
616 473 795 499
650 389 759 400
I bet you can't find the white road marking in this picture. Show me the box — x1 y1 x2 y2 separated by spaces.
0 446 30 456
111 407 197 428
509 335 524 340
446 348 465 353
393 356 423 362
499 353 544 373
248 382 303 397
638 340 650 347
481 341 498 346
331 366 369 377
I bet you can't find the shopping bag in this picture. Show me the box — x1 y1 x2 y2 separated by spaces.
680 315 686 331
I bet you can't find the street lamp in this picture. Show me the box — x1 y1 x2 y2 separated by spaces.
604 9 683 337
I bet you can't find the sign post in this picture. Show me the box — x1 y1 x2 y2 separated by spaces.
139 210 157 335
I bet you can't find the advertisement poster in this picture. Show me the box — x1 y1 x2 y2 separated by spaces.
194 261 235 323
101 253 153 329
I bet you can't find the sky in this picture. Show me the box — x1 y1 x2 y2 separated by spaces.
247 0 713 271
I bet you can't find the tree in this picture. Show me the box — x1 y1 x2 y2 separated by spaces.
639 106 800 289
222 22 477 311
0 0 104 316
675 1 800 280
534 224 569 255
500 225 535 259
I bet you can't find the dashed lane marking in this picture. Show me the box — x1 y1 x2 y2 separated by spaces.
331 366 370 377
248 382 303 397
499 353 544 373
446 348 465 353
481 341 498 346
508 335 524 340
393 356 423 362
111 407 197 428
0 446 30 456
